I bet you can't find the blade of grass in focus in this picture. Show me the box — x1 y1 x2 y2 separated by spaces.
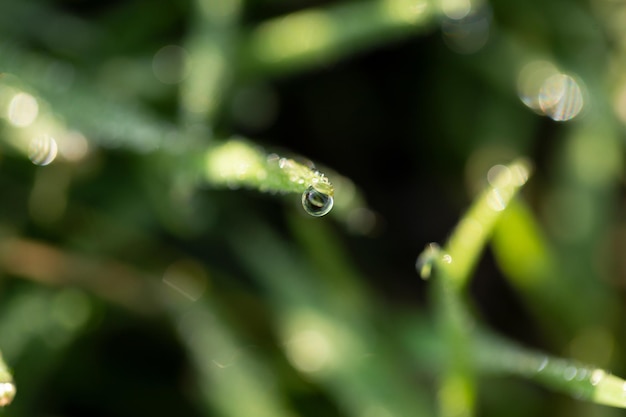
417 158 533 417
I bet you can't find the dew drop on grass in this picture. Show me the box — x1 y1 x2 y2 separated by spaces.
415 243 441 279
302 186 333 217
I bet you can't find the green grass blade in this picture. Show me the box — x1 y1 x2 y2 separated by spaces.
438 158 533 289
203 139 335 216
179 0 241 128
167 302 298 417
416 158 533 417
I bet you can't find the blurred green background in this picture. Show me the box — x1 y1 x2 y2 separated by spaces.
1 0 626 416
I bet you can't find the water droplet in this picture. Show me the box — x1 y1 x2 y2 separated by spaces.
576 368 589 381
563 366 577 381
416 243 441 279
302 186 333 217
486 188 506 211
590 369 605 386
536 357 548 372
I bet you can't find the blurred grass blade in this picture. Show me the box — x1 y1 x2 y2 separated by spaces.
0 287 91 414
242 0 435 76
491 199 607 341
475 331 626 409
431 256 477 417
229 220 433 417
168 302 297 417
0 42 183 153
179 0 241 128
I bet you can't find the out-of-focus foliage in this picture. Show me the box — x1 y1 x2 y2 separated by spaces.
1 0 626 416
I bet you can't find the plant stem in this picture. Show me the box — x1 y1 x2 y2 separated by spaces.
441 159 532 290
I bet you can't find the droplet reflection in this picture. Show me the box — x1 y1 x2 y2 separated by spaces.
415 242 441 279
590 369 605 386
285 330 331 373
517 61 560 113
29 134 58 166
539 74 584 121
518 62 584 122
486 188 506 211
8 92 38 127
302 186 333 217
563 366 577 381
152 45 190 85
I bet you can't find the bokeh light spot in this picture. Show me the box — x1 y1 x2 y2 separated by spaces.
285 329 332 373
152 45 190 85
486 188 506 211
442 7 490 54
440 0 471 20
487 164 511 187
383 0 429 24
29 134 58 166
252 10 335 63
8 92 39 127
52 289 91 330
57 131 89 162
518 61 560 113
539 74 584 121
0 382 16 406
